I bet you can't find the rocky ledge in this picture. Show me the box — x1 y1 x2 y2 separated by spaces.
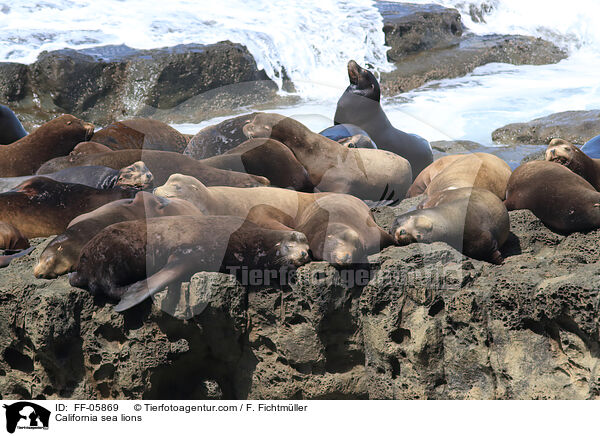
0 42 280 128
2 194 600 400
492 110 600 145
377 2 567 95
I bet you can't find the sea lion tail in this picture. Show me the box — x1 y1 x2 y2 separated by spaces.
114 259 190 312
0 246 34 268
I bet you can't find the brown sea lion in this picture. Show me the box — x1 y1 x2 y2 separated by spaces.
184 113 258 159
505 160 600 233
545 139 600 190
243 112 412 202
0 115 94 177
407 154 465 197
70 141 114 156
92 119 188 153
0 223 32 268
417 153 512 202
34 191 202 278
0 177 136 247
36 149 269 187
392 187 509 264
201 138 313 191
0 161 153 193
154 174 395 265
69 215 311 311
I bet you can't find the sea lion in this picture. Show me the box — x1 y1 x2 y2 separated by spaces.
184 113 258 159
92 118 188 153
0 105 27 144
0 161 153 193
0 114 94 177
69 215 311 311
34 191 202 278
333 60 433 178
154 174 395 265
392 187 509 264
243 113 412 202
36 149 269 187
545 139 600 190
70 141 114 156
0 177 136 246
0 223 32 268
407 154 466 197
417 153 512 202
505 160 600 233
582 134 600 159
201 138 313 191
320 124 377 149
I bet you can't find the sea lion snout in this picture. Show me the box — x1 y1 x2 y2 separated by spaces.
83 122 95 141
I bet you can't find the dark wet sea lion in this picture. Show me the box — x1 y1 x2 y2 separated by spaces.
70 141 114 155
36 149 269 187
184 113 258 159
201 138 313 191
92 119 188 153
334 60 433 178
545 139 600 190
581 134 600 159
69 215 311 311
34 191 202 278
0 161 153 193
0 105 27 144
243 112 412 202
155 174 394 265
0 177 136 246
417 153 512 202
505 160 600 233
320 124 377 149
392 187 509 264
0 114 94 177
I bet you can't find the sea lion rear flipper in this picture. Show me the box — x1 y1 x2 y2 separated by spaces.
114 259 190 312
0 246 34 268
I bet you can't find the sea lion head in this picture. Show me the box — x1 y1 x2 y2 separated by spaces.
320 223 364 266
545 139 586 171
154 174 210 213
243 113 274 139
117 161 154 190
392 214 434 245
270 231 311 268
346 60 380 102
34 235 77 279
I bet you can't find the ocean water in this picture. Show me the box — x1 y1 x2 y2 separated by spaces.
1 0 599 144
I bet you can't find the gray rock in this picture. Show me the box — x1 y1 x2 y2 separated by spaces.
376 1 463 61
381 34 566 95
492 110 600 145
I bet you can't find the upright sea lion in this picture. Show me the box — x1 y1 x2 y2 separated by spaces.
155 174 394 265
184 113 258 159
407 154 466 197
0 105 27 144
243 112 412 202
320 124 377 149
505 160 600 233
418 153 512 201
392 187 509 264
36 149 269 187
34 191 202 278
545 139 600 190
69 215 311 311
581 134 600 159
201 138 313 191
0 161 153 193
70 141 114 156
334 60 433 178
0 177 136 246
0 115 94 177
92 119 188 153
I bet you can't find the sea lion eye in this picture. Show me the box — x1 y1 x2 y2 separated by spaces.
399 229 407 235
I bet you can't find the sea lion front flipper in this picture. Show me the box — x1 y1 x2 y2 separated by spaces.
0 246 34 268
114 259 191 312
